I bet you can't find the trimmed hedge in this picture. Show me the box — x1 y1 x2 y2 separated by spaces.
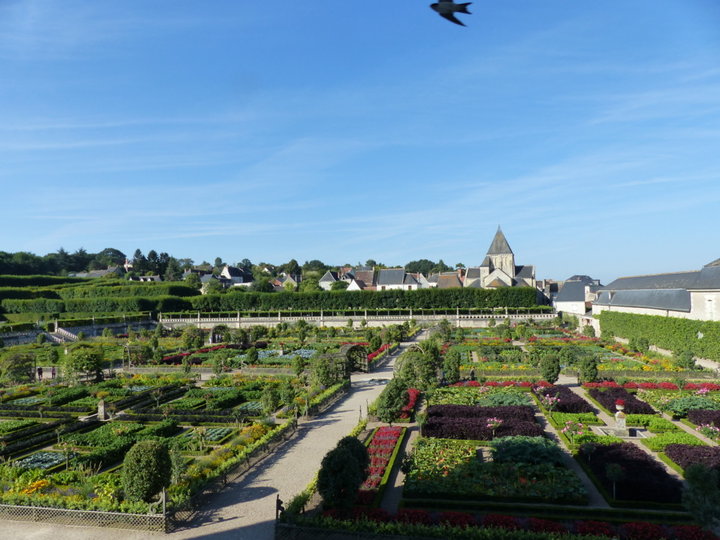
2 295 193 314
599 311 720 361
190 287 540 312
0 275 88 287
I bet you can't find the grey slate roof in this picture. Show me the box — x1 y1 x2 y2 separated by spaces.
555 280 587 303
319 271 339 283
694 265 720 289
601 271 700 291
479 256 492 267
403 274 419 286
486 227 513 255
465 267 482 279
595 289 691 312
706 258 720 267
377 268 406 286
515 265 534 279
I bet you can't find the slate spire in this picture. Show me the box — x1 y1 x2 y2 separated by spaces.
486 226 514 255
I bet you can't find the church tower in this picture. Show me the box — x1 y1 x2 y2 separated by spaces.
486 226 516 279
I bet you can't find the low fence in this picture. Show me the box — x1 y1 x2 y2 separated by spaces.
0 504 166 533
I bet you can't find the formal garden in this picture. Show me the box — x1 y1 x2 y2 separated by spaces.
0 316 423 532
279 320 720 540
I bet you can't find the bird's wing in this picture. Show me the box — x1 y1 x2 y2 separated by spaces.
441 13 466 26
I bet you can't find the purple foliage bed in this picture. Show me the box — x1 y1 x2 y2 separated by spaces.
688 409 720 428
579 442 682 503
665 444 720 472
587 388 655 415
422 405 543 440
533 385 594 414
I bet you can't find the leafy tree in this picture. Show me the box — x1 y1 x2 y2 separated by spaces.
376 377 408 423
163 257 183 281
317 445 366 510
302 259 329 274
683 464 720 529
675 350 696 370
582 325 596 338
65 346 103 382
336 436 370 473
250 278 274 293
261 386 280 414
443 349 462 384
578 355 599 383
605 463 624 500
245 347 258 364
122 440 172 502
204 278 224 295
0 352 34 383
298 277 321 293
540 354 561 384
181 326 204 351
330 280 349 291
184 272 201 290
311 356 338 387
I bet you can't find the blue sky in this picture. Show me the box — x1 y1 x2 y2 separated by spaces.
2 1 720 284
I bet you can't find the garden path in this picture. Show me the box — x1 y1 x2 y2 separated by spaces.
0 334 425 540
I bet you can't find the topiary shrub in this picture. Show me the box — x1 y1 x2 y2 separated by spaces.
122 440 171 502
317 446 365 509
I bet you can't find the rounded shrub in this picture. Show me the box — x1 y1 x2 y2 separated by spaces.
122 440 171 502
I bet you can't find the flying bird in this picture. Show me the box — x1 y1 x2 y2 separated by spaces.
430 0 472 26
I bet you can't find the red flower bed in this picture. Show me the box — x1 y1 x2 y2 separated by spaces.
357 426 404 505
395 509 433 525
436 511 476 528
684 382 720 392
367 344 391 363
575 520 617 537
483 514 519 530
672 524 719 540
621 521 666 540
527 517 567 534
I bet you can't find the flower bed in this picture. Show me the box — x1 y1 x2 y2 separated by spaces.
357 426 405 505
533 385 594 414
664 444 720 472
587 388 655 415
397 388 420 421
422 405 542 441
578 442 683 504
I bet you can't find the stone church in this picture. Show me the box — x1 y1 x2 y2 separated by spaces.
464 227 536 288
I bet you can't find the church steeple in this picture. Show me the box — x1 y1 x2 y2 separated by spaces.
486 226 514 255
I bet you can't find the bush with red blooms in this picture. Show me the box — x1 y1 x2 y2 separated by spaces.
436 511 476 528
621 521 667 540
527 517 567 534
575 520 617 537
398 388 420 419
367 344 391 363
482 514 519 530
394 509 434 525
351 507 392 522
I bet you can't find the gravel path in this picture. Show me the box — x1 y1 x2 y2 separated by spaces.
0 338 423 540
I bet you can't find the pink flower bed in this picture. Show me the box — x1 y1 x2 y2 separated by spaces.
367 344 391 363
